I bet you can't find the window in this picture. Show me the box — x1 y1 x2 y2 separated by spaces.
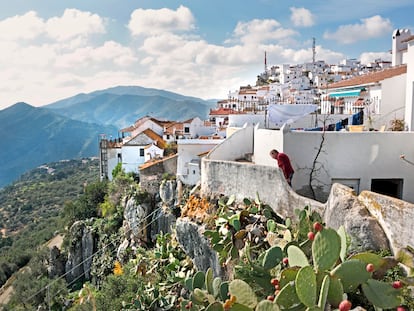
332 178 360 193
184 127 190 133
140 148 144 157
371 179 403 199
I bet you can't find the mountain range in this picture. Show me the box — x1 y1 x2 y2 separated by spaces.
0 86 217 187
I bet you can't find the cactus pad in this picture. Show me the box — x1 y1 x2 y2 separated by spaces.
312 228 341 272
262 245 283 270
330 259 370 292
256 300 281 311
295 266 317 307
229 279 258 309
362 279 402 309
287 245 309 267
275 281 303 310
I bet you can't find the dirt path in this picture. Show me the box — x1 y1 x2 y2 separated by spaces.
0 234 64 308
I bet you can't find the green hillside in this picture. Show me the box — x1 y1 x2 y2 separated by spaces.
0 103 116 187
0 158 100 287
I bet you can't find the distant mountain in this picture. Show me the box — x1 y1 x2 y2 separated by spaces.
0 103 117 187
1 85 218 188
45 85 217 128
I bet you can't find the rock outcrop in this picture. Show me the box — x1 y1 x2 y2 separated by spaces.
65 220 96 285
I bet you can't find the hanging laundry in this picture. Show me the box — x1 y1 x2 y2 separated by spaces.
268 104 318 127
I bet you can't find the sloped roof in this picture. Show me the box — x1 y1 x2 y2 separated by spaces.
164 121 183 135
139 153 177 170
209 107 246 116
142 128 167 149
124 128 167 149
120 116 171 133
327 65 407 89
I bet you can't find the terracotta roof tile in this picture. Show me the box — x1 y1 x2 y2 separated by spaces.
209 107 246 116
327 65 407 89
142 128 167 149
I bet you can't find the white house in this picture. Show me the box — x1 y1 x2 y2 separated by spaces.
120 129 166 176
163 117 218 143
120 116 166 139
320 65 407 130
176 138 224 185
201 28 414 203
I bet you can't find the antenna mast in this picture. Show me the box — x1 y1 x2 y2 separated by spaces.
312 37 316 64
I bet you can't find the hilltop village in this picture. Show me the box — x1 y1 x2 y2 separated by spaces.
99 28 414 204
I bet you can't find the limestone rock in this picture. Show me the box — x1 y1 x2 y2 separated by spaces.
324 183 390 253
159 179 178 208
175 218 221 277
65 220 96 284
123 196 149 244
47 246 65 279
359 191 414 255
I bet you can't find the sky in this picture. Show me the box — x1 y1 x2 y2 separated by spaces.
0 0 413 110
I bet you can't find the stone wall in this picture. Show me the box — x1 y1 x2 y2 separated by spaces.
139 154 177 195
200 158 323 220
200 157 414 255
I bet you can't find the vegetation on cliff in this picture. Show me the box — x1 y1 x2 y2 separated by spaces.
1 163 414 310
0 158 100 288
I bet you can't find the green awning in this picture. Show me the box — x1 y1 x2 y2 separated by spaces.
328 89 362 98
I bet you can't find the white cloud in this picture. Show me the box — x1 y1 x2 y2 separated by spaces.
359 51 392 64
290 7 315 27
0 11 44 41
46 8 106 41
229 19 298 45
0 5 398 108
128 5 195 36
55 41 137 69
324 15 393 44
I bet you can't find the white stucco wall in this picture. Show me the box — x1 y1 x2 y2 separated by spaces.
380 73 406 128
190 117 216 137
144 144 163 162
405 40 414 130
208 125 254 161
122 145 145 174
254 129 414 203
107 147 121 181
177 139 224 185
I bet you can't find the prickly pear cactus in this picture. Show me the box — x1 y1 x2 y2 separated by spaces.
275 280 303 310
312 228 341 272
362 279 402 309
193 270 206 289
287 245 309 267
326 275 344 307
262 245 283 270
256 300 281 311
330 259 370 292
295 266 317 307
228 279 258 309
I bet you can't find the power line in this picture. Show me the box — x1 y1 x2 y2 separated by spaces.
23 203 165 306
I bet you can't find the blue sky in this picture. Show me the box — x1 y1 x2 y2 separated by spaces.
0 0 413 109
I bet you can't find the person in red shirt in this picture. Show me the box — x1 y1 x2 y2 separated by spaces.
269 149 294 186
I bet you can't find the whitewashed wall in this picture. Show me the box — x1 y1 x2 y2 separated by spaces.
405 40 414 130
122 145 144 175
177 139 223 185
254 128 414 203
380 73 407 128
208 125 253 161
107 147 121 180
